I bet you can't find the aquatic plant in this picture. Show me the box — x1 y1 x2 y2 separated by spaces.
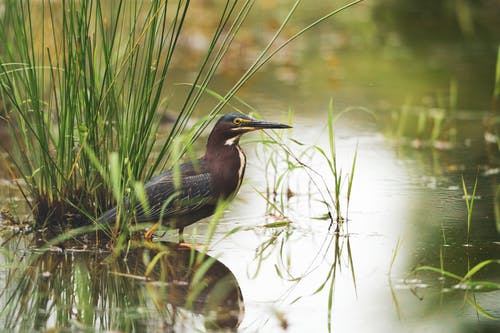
461 173 478 246
485 45 500 149
415 259 500 319
387 79 459 149
0 0 212 228
324 99 359 226
256 100 361 231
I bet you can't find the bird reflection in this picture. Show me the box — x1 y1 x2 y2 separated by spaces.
0 238 244 332
114 241 245 331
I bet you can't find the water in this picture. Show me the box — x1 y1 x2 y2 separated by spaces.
2 114 498 332
1 1 500 332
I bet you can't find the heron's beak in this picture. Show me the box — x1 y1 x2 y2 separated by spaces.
247 118 292 130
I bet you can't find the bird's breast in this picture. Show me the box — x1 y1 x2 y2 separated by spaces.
207 145 247 199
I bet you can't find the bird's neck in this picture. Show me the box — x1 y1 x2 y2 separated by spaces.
204 136 246 198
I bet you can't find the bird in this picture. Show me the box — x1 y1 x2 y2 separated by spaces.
98 112 291 240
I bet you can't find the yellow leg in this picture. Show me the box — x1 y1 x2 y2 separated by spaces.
144 221 161 240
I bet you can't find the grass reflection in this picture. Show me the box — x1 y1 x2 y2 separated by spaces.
249 223 356 332
0 238 243 332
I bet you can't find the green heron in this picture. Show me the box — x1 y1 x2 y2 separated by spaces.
98 112 291 239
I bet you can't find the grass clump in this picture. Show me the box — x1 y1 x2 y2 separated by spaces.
256 100 363 231
0 1 182 227
0 1 251 229
461 173 478 245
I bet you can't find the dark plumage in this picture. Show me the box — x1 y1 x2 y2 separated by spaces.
98 112 291 239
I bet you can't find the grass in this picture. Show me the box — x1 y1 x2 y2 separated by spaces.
250 103 362 333
461 173 478 245
0 0 200 229
415 260 500 319
410 172 499 321
0 0 364 237
255 100 362 232
486 45 500 135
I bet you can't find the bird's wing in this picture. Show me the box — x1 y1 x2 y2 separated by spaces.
135 171 214 221
98 159 211 224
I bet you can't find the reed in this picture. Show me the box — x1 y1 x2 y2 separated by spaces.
461 173 478 245
0 0 259 229
0 1 193 228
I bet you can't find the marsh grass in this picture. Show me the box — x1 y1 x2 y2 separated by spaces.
461 173 478 245
415 259 500 319
388 238 403 319
0 0 199 228
255 101 361 232
249 104 362 333
486 45 500 135
495 45 500 103
0 0 256 230
411 174 499 320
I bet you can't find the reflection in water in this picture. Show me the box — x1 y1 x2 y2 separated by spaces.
247 219 357 332
0 239 243 332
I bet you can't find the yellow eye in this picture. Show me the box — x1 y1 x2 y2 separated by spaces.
233 118 242 126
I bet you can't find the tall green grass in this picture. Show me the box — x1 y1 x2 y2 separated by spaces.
488 45 500 144
0 0 255 229
0 0 198 228
0 0 364 232
256 102 362 231
461 173 478 245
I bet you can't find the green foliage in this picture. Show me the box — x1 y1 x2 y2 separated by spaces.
388 80 459 148
0 1 251 228
415 260 500 319
461 173 478 245
0 1 176 226
255 101 365 230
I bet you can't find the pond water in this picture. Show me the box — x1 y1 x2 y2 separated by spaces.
1 1 500 332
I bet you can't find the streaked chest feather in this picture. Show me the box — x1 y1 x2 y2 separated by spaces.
235 145 246 190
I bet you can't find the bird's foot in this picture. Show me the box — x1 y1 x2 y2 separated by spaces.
176 242 205 249
176 228 205 247
144 222 161 241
